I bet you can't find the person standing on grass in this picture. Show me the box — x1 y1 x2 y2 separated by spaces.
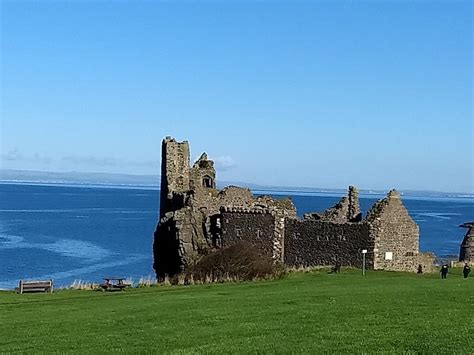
463 264 471 279
440 264 449 279
417 264 423 274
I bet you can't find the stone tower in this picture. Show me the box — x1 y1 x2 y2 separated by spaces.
459 222 474 264
154 137 223 278
159 137 218 219
159 137 191 219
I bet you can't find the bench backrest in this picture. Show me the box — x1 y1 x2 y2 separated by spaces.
19 280 54 294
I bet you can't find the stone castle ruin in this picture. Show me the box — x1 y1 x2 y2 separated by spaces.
459 222 474 265
153 137 434 278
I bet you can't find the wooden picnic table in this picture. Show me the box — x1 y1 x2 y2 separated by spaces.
99 277 128 292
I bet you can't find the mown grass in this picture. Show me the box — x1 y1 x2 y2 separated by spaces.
0 269 472 354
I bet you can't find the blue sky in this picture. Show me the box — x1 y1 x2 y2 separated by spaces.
1 0 472 192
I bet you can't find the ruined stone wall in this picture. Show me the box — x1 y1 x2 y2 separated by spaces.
193 186 256 218
273 209 286 262
220 209 276 258
255 195 298 219
459 223 474 264
153 213 182 278
219 186 255 207
304 186 362 223
366 190 433 272
193 187 258 247
154 207 211 278
348 186 362 222
412 253 436 273
284 219 373 268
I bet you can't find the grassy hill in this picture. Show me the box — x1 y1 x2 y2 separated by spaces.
0 269 472 354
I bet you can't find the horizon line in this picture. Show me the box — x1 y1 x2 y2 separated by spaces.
0 168 473 196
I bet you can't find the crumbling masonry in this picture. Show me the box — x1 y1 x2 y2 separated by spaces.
153 137 435 278
459 222 474 265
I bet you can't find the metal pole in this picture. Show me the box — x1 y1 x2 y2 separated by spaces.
362 252 366 276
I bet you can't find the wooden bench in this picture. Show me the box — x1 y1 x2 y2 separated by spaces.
18 280 53 294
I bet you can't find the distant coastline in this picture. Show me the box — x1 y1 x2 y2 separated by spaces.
1 169 473 201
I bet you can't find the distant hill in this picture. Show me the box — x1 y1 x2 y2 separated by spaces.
0 169 159 187
0 169 472 199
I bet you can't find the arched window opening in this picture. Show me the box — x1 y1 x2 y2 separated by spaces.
202 176 213 188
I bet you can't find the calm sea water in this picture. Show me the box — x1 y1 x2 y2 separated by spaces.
0 183 472 289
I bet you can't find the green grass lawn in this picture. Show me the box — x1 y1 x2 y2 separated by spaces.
1 269 473 354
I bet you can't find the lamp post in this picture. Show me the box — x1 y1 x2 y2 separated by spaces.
362 249 368 276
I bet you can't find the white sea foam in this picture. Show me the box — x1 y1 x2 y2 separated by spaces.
42 239 112 261
0 208 108 213
105 210 152 214
117 217 148 221
0 234 24 245
0 230 111 261
0 224 146 290
415 212 461 220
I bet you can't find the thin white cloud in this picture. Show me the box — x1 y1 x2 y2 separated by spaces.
0 149 158 171
1 148 22 161
61 155 119 167
1 149 52 164
61 155 159 168
212 155 236 171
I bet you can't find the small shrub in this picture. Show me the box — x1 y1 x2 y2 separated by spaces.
185 242 286 283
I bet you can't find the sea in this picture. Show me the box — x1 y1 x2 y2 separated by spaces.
0 183 473 289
